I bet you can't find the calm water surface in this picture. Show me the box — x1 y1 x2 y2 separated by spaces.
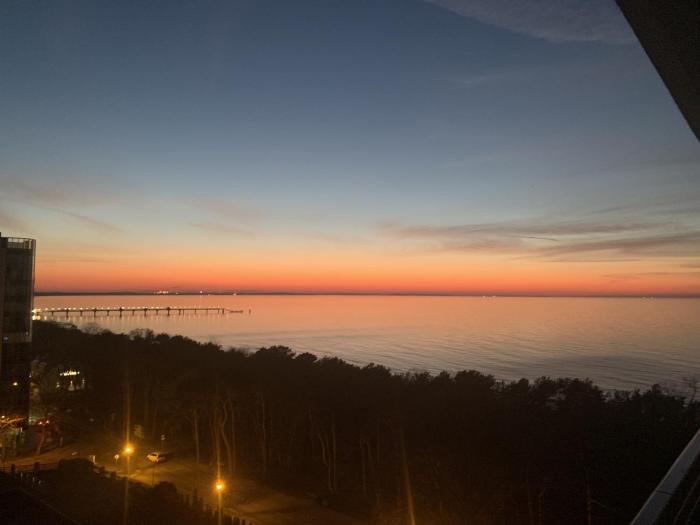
34 295 700 392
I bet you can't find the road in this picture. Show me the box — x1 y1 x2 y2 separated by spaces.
10 434 363 525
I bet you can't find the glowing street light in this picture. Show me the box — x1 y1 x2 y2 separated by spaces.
122 443 134 525
214 479 226 525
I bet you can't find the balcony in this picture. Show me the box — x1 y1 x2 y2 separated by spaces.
1 238 35 250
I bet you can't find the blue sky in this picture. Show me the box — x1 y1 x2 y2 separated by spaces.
1 0 699 293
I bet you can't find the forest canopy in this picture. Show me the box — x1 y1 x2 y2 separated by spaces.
31 321 699 524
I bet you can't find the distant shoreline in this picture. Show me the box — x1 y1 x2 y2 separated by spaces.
34 291 700 299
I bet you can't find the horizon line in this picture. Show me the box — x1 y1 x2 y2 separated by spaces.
34 290 700 299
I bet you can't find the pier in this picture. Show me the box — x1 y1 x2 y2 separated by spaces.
33 306 245 318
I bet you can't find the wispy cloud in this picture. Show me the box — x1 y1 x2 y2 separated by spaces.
536 231 700 260
382 218 700 262
0 175 122 233
587 193 700 219
188 197 262 237
454 70 514 89
188 197 261 224
0 175 114 208
303 232 368 246
426 0 635 44
60 210 121 233
390 220 656 240
40 255 114 265
0 207 27 232
450 63 562 91
1 176 79 208
38 238 135 266
190 222 253 236
603 271 700 283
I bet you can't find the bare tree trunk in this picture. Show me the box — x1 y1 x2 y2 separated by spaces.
317 428 333 493
192 408 200 465
259 392 268 476
527 478 535 525
360 440 367 497
218 400 233 475
376 418 381 468
227 397 237 473
331 411 337 493
150 381 160 436
282 417 300 471
374 419 382 505
314 417 337 494
366 440 380 506
427 451 445 520
151 402 159 440
143 379 150 437
399 424 416 525
586 477 593 525
36 425 46 455
209 407 218 465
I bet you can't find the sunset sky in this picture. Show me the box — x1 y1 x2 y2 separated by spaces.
1 0 699 295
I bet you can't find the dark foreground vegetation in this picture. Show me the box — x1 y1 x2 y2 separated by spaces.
1 459 248 525
32 321 699 524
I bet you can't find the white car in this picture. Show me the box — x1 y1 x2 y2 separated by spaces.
146 451 167 463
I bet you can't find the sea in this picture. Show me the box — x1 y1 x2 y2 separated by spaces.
33 295 700 393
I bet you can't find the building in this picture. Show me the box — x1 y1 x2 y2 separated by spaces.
0 234 35 420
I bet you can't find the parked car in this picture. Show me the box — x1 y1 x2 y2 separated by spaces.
146 451 167 463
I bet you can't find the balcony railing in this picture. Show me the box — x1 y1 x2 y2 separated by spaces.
632 427 700 524
1 237 35 250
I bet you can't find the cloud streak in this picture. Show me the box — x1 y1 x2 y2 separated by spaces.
59 210 122 233
537 231 700 260
426 0 635 44
0 207 27 233
383 219 700 262
191 222 253 236
0 175 115 208
188 197 261 224
392 220 657 239
0 175 122 233
603 271 700 284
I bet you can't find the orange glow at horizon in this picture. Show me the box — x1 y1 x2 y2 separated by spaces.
35 249 700 297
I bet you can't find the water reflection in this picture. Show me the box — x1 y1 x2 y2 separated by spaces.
34 295 700 391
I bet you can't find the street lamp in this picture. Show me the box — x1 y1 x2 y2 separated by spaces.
122 445 134 483
214 480 225 525
122 444 134 525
